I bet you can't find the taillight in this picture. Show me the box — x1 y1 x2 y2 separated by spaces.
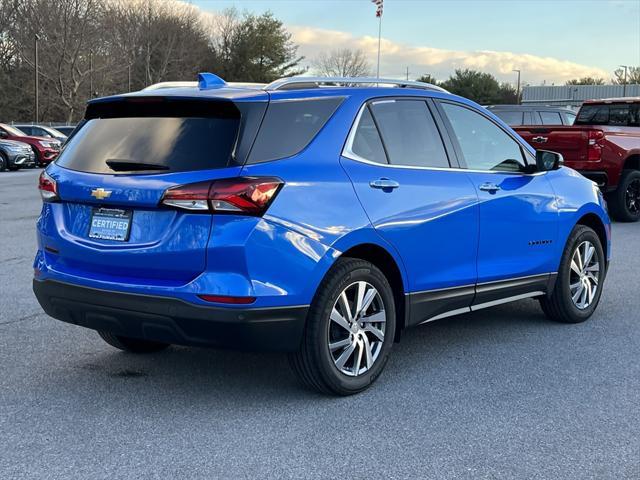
587 130 604 161
38 170 59 201
161 177 283 216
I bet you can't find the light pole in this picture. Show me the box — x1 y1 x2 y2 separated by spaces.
512 69 521 104
89 49 93 98
34 34 40 123
619 65 629 97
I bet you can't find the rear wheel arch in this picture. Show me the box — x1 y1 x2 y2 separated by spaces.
339 243 406 341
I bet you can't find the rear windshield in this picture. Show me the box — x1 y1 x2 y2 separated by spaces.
55 98 254 174
576 103 640 126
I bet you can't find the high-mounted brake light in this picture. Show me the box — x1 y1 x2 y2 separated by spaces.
38 170 59 201
161 177 283 216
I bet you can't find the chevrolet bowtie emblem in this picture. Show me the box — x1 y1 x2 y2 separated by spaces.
91 188 112 200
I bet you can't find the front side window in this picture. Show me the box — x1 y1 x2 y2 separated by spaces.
369 99 449 168
440 102 527 173
540 111 563 125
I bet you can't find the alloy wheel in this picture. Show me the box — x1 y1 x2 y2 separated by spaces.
625 178 640 215
327 281 387 377
569 240 600 310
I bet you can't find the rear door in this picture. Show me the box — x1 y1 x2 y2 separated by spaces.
341 98 479 324
436 101 559 302
45 97 265 284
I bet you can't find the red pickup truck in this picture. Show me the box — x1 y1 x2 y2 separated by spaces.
513 98 640 222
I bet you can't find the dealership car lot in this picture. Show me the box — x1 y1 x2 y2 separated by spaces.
1 168 639 478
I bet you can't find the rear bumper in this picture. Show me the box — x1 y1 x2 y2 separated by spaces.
33 279 308 352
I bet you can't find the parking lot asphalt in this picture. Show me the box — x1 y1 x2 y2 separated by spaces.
1 168 639 479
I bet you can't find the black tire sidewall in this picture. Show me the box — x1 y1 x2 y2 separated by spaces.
555 226 605 321
309 260 396 394
0 153 6 171
612 170 640 222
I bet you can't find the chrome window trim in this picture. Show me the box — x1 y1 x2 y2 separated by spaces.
342 101 547 176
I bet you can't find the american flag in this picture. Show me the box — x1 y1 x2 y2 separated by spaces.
371 0 383 17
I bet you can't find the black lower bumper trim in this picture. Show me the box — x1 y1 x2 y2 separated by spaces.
33 279 308 352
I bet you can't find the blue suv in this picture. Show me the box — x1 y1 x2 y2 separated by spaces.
33 74 611 395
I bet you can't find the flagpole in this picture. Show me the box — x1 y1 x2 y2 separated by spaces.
376 12 382 79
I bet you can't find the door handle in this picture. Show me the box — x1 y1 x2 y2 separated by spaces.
369 178 400 190
479 182 501 193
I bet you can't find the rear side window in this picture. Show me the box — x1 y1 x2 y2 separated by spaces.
540 111 563 125
351 107 387 164
369 99 449 168
562 111 576 125
247 97 344 163
493 110 523 126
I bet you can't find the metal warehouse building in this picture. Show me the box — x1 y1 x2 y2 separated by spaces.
522 84 640 108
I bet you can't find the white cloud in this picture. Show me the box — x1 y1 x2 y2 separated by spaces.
290 25 610 85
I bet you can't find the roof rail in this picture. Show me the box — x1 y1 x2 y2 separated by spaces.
264 76 449 93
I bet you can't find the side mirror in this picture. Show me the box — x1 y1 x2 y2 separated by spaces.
0 130 7 139
536 150 564 172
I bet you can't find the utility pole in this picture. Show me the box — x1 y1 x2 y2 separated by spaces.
405 66 409 81
34 34 40 123
512 69 521 104
619 65 629 97
89 49 93 98
128 64 132 92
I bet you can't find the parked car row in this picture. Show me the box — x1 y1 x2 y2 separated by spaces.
0 124 71 171
497 98 640 222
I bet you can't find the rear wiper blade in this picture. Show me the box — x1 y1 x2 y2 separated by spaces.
106 159 169 171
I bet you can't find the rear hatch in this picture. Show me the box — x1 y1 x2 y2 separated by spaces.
44 95 266 284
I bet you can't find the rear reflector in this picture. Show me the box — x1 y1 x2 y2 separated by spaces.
198 294 256 305
161 177 283 215
38 170 59 201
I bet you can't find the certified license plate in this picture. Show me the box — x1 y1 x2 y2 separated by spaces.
88 208 132 241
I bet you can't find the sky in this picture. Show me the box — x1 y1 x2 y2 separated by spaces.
192 0 640 85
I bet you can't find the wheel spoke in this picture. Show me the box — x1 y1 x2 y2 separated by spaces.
575 247 583 271
570 281 582 292
364 325 385 342
338 291 353 323
579 284 588 308
587 281 595 305
329 337 352 352
585 262 600 273
570 259 582 275
334 342 356 369
572 284 584 303
362 335 374 370
359 288 377 316
583 244 595 267
586 273 598 285
353 339 363 374
354 281 366 316
330 307 351 332
362 311 386 324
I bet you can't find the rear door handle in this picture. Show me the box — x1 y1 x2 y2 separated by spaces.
479 182 501 193
369 178 400 190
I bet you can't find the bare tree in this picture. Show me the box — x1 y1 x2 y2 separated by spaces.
312 48 371 78
613 66 640 85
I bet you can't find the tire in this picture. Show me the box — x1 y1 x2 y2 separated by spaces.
289 258 396 396
0 152 6 171
539 225 606 323
607 169 640 222
98 331 170 353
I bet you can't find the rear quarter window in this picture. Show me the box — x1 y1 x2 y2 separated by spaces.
493 110 524 126
247 97 344 164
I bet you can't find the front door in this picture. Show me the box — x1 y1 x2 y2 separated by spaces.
436 101 559 305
